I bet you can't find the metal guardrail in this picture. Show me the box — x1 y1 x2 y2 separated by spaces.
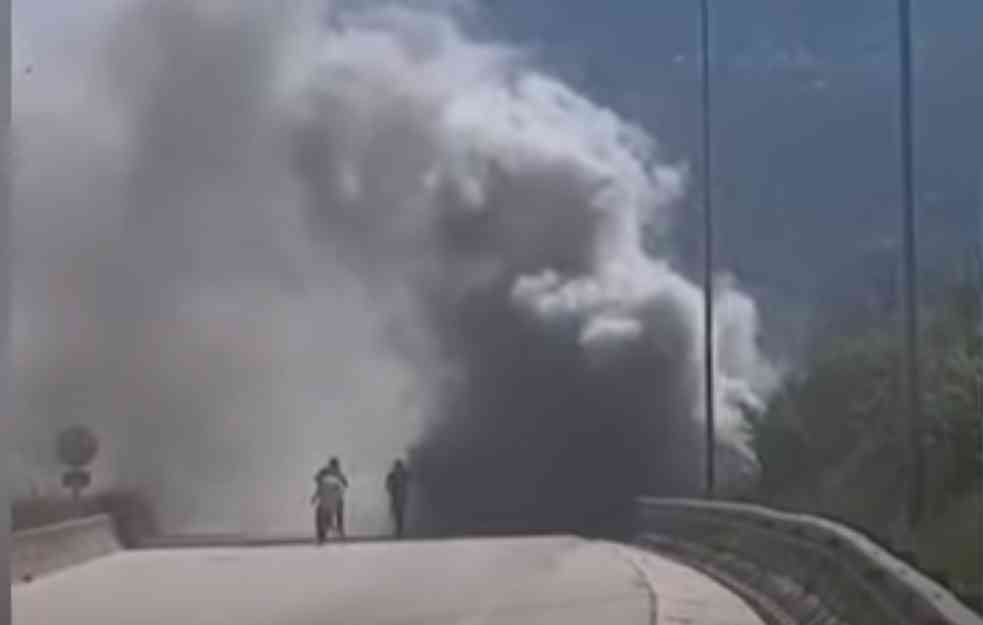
635 498 982 625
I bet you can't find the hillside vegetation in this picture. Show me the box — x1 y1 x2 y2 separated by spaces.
746 267 981 606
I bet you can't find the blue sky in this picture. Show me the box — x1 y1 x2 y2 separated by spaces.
471 0 980 356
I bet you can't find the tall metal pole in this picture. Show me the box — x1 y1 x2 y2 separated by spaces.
897 0 924 530
700 0 716 499
976 173 983 599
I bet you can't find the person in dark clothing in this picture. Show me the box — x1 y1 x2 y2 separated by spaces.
315 457 349 538
385 459 409 538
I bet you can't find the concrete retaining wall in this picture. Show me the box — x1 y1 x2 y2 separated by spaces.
12 514 121 583
635 498 982 625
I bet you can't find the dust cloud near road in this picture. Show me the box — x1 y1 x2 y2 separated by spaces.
12 1 773 535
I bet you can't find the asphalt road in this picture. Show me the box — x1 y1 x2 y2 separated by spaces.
13 536 763 625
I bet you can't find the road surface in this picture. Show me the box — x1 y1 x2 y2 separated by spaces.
13 536 764 625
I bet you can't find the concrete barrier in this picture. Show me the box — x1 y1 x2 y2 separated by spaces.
12 514 121 583
635 498 983 625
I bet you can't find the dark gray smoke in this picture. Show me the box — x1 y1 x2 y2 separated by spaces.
11 1 775 536
283 5 777 536
409 286 706 536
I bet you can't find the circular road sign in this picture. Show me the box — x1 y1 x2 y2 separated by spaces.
56 425 99 468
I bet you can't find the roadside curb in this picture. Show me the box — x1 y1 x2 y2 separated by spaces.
636 540 805 625
608 544 660 625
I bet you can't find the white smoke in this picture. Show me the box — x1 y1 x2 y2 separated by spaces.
12 0 776 533
285 5 777 444
12 0 436 534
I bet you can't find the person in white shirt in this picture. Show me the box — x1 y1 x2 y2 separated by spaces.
311 457 348 543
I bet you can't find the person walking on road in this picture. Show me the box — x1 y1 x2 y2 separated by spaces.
314 457 349 539
385 459 409 538
311 469 346 544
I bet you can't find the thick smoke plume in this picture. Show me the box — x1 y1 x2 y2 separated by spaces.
11 1 775 536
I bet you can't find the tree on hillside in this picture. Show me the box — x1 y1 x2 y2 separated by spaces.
921 275 982 503
747 268 980 535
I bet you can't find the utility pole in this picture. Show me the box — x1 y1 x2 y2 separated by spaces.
699 0 716 499
897 0 925 531
976 171 982 599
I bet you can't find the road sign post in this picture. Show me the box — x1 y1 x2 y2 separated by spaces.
55 425 99 501
61 469 92 501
